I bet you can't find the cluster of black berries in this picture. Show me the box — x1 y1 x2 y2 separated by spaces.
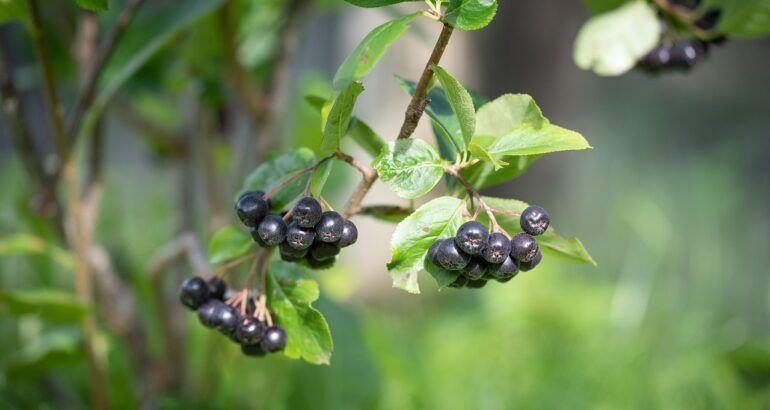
638 0 725 73
235 192 358 269
179 276 287 357
426 206 549 289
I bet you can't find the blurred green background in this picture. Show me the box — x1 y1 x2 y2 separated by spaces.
2 0 770 408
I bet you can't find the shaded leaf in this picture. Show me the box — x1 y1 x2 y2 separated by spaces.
310 159 334 197
267 260 333 365
322 82 365 155
718 0 770 38
397 77 464 155
347 118 386 158
0 289 90 322
0 234 74 268
241 148 316 210
73 0 108 12
208 227 252 264
387 197 465 293
359 205 413 223
5 328 84 379
333 13 420 89
431 64 475 147
372 139 445 199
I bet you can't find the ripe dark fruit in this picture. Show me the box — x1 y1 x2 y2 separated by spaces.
449 274 468 288
250 227 268 247
668 0 701 10
520 205 550 236
212 303 239 335
310 242 341 261
197 300 221 328
179 276 210 310
262 326 288 352
427 240 442 265
695 8 721 30
280 242 308 258
257 214 288 246
315 211 344 243
670 40 707 67
306 254 336 269
337 220 358 248
235 191 268 228
207 277 227 300
437 239 471 271
293 197 323 228
241 343 267 357
511 233 539 263
286 223 315 250
482 232 512 264
454 221 488 255
491 256 519 281
466 279 488 289
463 258 488 280
235 318 266 345
520 249 543 272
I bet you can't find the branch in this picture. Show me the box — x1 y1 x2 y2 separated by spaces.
343 24 455 218
147 232 213 281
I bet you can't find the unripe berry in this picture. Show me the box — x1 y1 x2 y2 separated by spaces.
519 249 543 272
207 277 227 301
511 233 539 263
241 343 267 357
482 232 512 264
454 221 488 255
286 223 315 250
262 326 288 352
315 211 345 243
179 277 210 310
256 214 287 247
293 197 323 228
337 220 358 248
437 239 471 271
235 191 268 228
234 318 266 345
520 205 550 236
463 258 488 280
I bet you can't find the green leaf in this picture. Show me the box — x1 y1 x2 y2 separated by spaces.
0 0 29 27
387 197 465 293
581 0 626 14
359 205 413 223
241 148 316 210
0 289 90 322
478 196 597 265
396 77 464 156
372 139 445 199
5 328 84 379
333 13 420 89
322 82 365 155
0 234 74 268
79 0 226 142
73 0 108 12
474 93 545 136
471 123 591 157
343 0 421 7
573 0 660 76
348 118 386 157
424 258 461 289
430 64 475 147
461 154 540 189
468 143 507 169
310 159 334 197
267 260 333 365
207 227 252 264
718 0 770 38
444 0 498 31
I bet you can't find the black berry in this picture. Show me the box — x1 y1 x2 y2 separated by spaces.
511 233 539 263
179 277 210 310
490 256 519 281
695 8 721 30
257 214 287 247
436 239 471 271
315 211 345 243
293 197 323 228
235 191 268 228
454 221 488 255
427 240 442 265
212 303 240 335
241 343 267 357
234 318 266 345
670 40 707 67
337 220 358 248
520 205 550 236
482 232 512 264
207 277 227 300
310 241 341 261
285 223 315 250
280 241 308 259
520 249 543 272
250 227 268 247
197 300 221 328
465 279 488 289
463 258 488 280
306 254 336 270
261 326 287 352
448 274 468 288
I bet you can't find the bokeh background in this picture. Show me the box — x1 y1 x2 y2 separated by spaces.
2 0 770 408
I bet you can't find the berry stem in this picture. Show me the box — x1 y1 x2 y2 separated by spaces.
443 164 510 237
213 254 257 277
651 0 714 40
263 154 335 200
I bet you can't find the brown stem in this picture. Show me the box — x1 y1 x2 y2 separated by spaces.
28 2 107 409
343 23 455 218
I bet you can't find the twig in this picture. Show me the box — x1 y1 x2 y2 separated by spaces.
357 205 413 220
147 232 213 280
342 23 455 218
28 2 106 409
